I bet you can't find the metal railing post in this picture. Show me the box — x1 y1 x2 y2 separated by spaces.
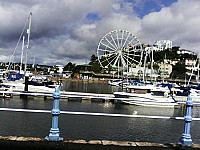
179 94 193 146
45 87 63 141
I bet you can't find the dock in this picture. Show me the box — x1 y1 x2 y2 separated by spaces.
1 90 200 106
0 89 115 101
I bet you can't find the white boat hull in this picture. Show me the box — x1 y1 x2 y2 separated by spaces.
114 92 179 108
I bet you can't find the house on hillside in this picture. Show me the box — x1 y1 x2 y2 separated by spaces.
185 59 198 71
78 64 93 80
177 49 197 55
153 40 172 51
55 65 64 74
158 62 173 78
168 59 179 65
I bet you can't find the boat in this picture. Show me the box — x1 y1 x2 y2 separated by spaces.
108 79 123 86
114 83 179 108
173 86 200 103
0 86 13 98
0 81 56 93
0 92 13 98
125 81 154 94
0 13 61 94
28 75 58 87
114 92 179 108
0 93 13 98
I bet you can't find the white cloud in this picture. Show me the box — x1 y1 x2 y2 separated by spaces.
140 0 200 53
0 0 200 66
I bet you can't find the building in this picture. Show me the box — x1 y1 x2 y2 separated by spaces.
158 62 173 78
55 65 64 74
153 40 172 51
185 59 198 71
177 49 197 55
128 66 156 78
168 59 179 66
185 59 196 67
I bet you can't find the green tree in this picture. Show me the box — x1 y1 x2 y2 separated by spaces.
171 62 187 79
89 54 101 73
63 62 76 71
90 54 98 63
90 61 101 73
72 65 81 73
153 64 160 70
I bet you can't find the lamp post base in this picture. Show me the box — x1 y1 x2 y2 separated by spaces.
179 134 193 147
45 134 63 141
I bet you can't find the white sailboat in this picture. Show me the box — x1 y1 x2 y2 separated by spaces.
5 12 33 80
0 12 58 94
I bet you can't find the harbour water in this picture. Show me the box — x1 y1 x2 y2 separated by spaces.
1 81 200 144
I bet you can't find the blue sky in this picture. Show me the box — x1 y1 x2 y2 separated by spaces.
0 0 199 65
132 0 178 18
86 13 101 21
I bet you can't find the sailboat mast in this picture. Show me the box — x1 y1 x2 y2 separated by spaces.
163 53 166 83
143 48 148 82
127 49 129 82
150 47 154 81
20 36 25 73
24 12 32 76
197 58 199 82
27 12 32 49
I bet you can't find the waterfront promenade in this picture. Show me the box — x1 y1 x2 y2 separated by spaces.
1 136 200 150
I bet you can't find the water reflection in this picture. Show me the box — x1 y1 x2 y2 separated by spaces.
62 81 120 94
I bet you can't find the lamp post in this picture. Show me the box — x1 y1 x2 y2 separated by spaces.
45 87 63 141
179 94 193 146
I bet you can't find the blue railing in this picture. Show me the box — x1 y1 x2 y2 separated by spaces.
0 87 197 147
45 87 194 146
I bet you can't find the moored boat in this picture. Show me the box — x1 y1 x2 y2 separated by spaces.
114 91 179 108
108 79 123 86
114 83 179 108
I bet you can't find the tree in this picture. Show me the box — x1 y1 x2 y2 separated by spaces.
90 61 101 73
171 62 187 79
153 64 160 70
63 62 75 71
89 54 101 73
72 65 81 73
90 54 98 63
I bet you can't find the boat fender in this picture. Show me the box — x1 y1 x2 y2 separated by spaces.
172 91 177 95
164 91 168 97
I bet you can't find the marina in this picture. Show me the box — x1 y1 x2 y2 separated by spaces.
0 81 200 145
1 81 200 107
0 1 200 149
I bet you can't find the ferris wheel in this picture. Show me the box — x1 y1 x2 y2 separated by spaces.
97 30 143 73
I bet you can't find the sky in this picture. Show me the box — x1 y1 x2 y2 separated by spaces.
0 0 200 66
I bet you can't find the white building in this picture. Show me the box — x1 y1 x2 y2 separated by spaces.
55 65 64 74
128 66 157 77
185 59 198 71
154 40 172 51
185 59 196 67
168 59 179 65
177 49 197 55
158 62 173 78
